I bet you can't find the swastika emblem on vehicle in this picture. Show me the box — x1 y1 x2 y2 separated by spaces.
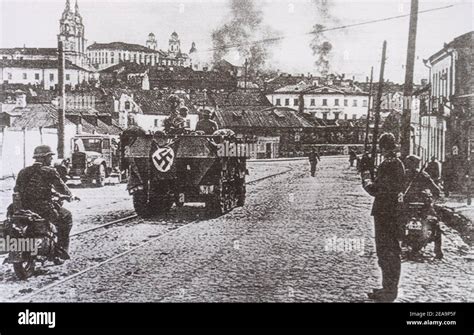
152 147 175 172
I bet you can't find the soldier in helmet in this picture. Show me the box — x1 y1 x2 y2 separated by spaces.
196 109 218 135
14 145 76 265
362 133 405 302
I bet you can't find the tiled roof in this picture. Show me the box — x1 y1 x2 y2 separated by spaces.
88 42 161 54
214 106 313 129
9 103 122 135
0 59 90 71
209 90 272 107
0 47 57 56
273 83 312 93
10 104 73 128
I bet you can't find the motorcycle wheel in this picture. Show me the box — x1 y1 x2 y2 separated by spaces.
13 256 35 280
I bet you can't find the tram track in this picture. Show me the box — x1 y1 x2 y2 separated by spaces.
10 162 297 302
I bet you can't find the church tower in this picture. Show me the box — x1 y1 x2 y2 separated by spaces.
58 0 88 67
146 33 157 50
168 32 181 56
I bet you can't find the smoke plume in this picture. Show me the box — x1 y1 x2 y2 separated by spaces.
212 0 278 72
310 0 338 76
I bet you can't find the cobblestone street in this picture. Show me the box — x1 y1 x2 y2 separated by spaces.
2 156 470 302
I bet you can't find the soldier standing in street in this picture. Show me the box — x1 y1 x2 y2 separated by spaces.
14 145 76 265
308 148 321 177
362 133 405 302
196 109 218 135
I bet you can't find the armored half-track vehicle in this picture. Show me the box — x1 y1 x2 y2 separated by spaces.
120 128 251 217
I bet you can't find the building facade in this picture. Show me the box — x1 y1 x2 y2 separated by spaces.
0 59 92 90
422 31 473 191
87 32 191 71
266 82 369 120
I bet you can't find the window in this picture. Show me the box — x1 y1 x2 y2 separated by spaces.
102 139 110 150
310 99 315 106
322 112 328 120
276 98 281 106
154 119 160 127
334 112 340 120
124 101 131 110
322 99 327 106
344 99 348 106
185 119 191 128
335 99 339 106
353 99 357 107
352 114 357 120
66 74 70 81
285 98 290 106
23 73 27 80
344 114 348 120
363 99 368 107
2 56 7 60
294 98 299 106
35 73 40 80
7 73 12 80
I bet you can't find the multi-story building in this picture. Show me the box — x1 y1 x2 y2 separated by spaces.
421 31 473 191
87 32 191 70
0 59 92 90
266 81 369 120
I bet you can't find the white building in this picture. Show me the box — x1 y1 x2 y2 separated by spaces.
0 59 92 90
266 82 369 120
87 32 191 71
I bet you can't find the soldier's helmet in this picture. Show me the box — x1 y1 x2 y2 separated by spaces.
33 145 55 159
405 154 421 170
202 109 212 117
378 133 396 151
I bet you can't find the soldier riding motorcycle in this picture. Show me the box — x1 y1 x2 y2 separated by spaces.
401 155 443 260
3 145 79 280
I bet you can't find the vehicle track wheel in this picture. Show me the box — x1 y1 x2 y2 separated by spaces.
133 190 153 218
13 254 35 280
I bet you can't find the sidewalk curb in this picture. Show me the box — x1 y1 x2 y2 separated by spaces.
435 204 473 246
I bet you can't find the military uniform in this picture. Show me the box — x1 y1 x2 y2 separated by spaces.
14 162 73 253
308 151 320 177
196 118 218 135
363 151 405 299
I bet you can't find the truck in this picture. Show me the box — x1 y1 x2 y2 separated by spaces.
69 134 121 187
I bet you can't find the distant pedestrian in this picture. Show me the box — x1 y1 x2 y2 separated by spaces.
349 148 357 167
308 148 320 177
362 133 405 302
426 156 441 183
359 151 374 180
442 158 454 197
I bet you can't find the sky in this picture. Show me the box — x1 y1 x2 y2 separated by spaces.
0 0 472 83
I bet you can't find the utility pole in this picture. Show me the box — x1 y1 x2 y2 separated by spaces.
244 58 248 91
401 0 419 158
364 66 374 151
371 41 387 170
57 41 66 159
